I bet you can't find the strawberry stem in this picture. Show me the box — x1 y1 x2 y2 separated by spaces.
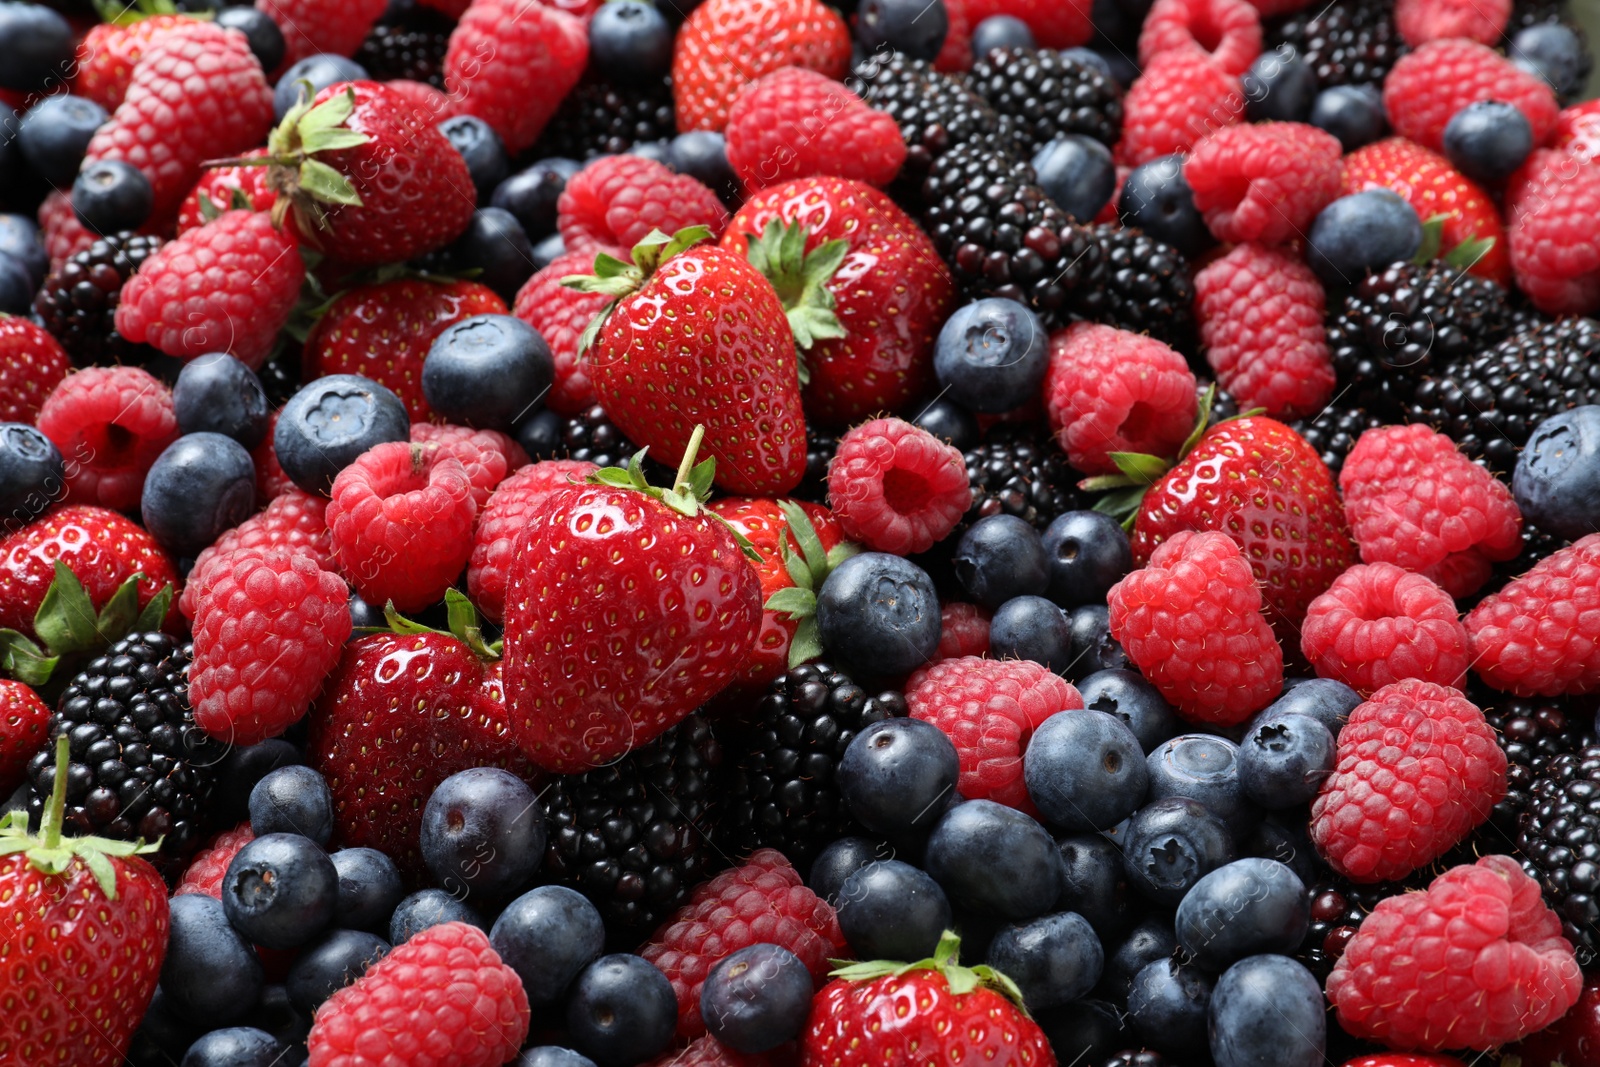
40 732 68 851
673 425 706 496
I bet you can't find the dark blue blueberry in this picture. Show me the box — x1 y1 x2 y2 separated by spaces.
1146 734 1253 837
971 13 1034 53
532 231 565 270
272 56 368 121
211 740 301 825
589 0 673 83
1257 677 1359 736
1076 669 1180 753
389 888 485 944
162 893 266 1025
275 374 410 495
1034 999 1129 1065
816 552 941 679
179 1027 286 1067
924 799 1063 919
856 0 948 61
1442 100 1532 186
0 3 73 92
1514 405 1600 541
1121 797 1236 907
439 115 509 201
1041 511 1132 608
18 94 106 186
1306 190 1422 288
1208 955 1325 1067
1308 84 1387 152
1241 45 1315 122
431 207 536 304
0 212 46 286
421 766 546 898
284 928 390 1012
1025 709 1148 833
839 717 959 837
1099 915 1178 1002
665 131 736 203
953 515 1048 609
987 912 1103 1011
330 847 404 933
1056 834 1135 941
566 954 679 1067
0 250 28 312
932 297 1048 413
701 943 815 1053
75 157 155 237
1118 154 1212 260
173 353 270 448
1061 47 1113 79
0 421 63 529
989 595 1072 672
490 885 606 1004
215 6 285 71
836 858 952 961
1030 135 1115 222
909 396 979 450
491 158 581 241
1176 858 1309 971
518 1049 599 1067
140 432 256 557
808 835 896 903
1243 810 1319 886
1065 603 1128 678
1237 712 1333 809
423 312 553 430
222 832 340 950
1126 958 1212 1056
249 764 334 845
1511 22 1588 100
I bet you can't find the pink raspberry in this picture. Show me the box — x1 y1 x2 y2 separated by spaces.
725 67 906 192
1507 145 1600 316
1115 47 1245 167
1107 530 1283 725
1300 563 1470 696
511 250 608 415
410 423 528 510
827 417 971 556
181 488 333 620
558 155 729 256
35 365 178 513
1383 39 1559 154
1137 0 1263 75
1395 0 1510 45
935 602 992 662
1466 534 1600 697
173 823 254 898
252 409 295 504
1310 679 1505 882
905 656 1082 814
1043 322 1198 476
1184 122 1343 246
467 459 599 623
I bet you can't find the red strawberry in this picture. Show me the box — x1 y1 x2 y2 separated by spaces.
176 147 277 234
443 0 588 154
256 0 387 68
74 14 193 112
502 428 762 773
568 227 808 495
0 679 48 796
0 315 70 424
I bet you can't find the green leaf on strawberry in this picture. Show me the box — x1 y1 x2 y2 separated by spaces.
760 500 858 668
562 225 717 354
829 930 1029 1011
1415 213 1497 274
0 564 175 688
741 219 849 377
376 589 500 661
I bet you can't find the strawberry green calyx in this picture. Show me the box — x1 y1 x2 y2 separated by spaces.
829 930 1029 1011
0 562 173 687
561 225 715 354
1415 213 1495 273
373 589 500 660
0 734 160 899
91 0 189 24
763 501 860 667
741 219 848 381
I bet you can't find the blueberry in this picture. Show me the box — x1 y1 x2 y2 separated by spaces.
1055 834 1136 940
932 297 1048 413
836 858 952 961
1041 511 1132 608
665 131 736 202
1146 734 1253 837
275 374 410 495
856 0 948 61
1099 915 1178 1002
808 836 897 904
953 515 1048 609
924 800 1063 919
211 740 302 825
839 717 959 837
971 13 1034 53
1442 100 1532 186
215 6 285 72
1065 603 1128 677
987 912 1102 1011
1243 810 1320 886
0 3 73 92
1030 135 1115 222
589 0 673 83
1127 958 1212 1056
532 231 566 269
439 115 509 201
18 95 107 186
1061 46 1113 79
1511 22 1588 100
0 212 46 286
284 928 390 1011
1175 858 1309 971
1208 955 1325 1067
1237 712 1334 809
1122 797 1236 907
163 894 266 1025
423 313 553 430
330 847 404 933
1514 405 1600 541
989 595 1072 672
701 943 814 1053
0 250 28 312
1025 709 1148 832
173 353 270 448
179 1027 287 1067
0 421 63 529
1308 84 1387 152
222 832 340 950
490 885 606 1004
492 158 582 241
141 432 256 557
909 396 979 450
421 766 546 898
1256 677 1358 736
236 985 312 1061
816 552 941 679
1118 154 1212 260
566 954 679 1067
1306 189 1422 288
389 888 485 944
1076 669 1180 753
1241 45 1315 122
429 207 536 304
248 764 333 844
272 56 368 121
518 1049 600 1067
133 987 201 1064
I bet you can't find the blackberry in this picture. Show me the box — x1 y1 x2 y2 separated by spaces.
23 633 219 862
1297 879 1400 981
1406 316 1600 473
256 342 303 409
795 426 836 506
537 405 640 468
1266 0 1406 88
1478 691 1589 842
1517 739 1600 964
1071 225 1195 353
723 663 907 868
1292 401 1384 475
353 2 453 88
540 711 724 937
963 431 1082 530
536 77 677 160
32 231 163 365
920 140 1104 325
967 47 1123 153
848 52 1013 186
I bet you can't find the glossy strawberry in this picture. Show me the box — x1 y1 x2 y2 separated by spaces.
176 147 276 234
0 679 48 796
74 14 193 113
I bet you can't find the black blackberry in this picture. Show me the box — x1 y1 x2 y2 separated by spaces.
966 47 1123 152
1292 401 1384 475
963 431 1082 530
540 711 724 937
1297 879 1396 981
537 77 677 160
920 140 1104 325
32 231 163 365
353 3 453 88
1479 691 1589 842
1406 316 1600 474
848 52 1013 185
1071 225 1195 353
723 663 908 868
543 405 642 468
256 343 303 409
1517 739 1600 964
23 633 219 862
795 426 836 506
1266 0 1406 89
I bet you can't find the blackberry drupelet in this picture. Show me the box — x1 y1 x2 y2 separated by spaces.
963 431 1082 530
538 404 653 471
540 712 724 937
536 76 677 160
967 47 1123 152
353 3 453 88
23 633 218 862
1071 226 1194 353
32 231 163 366
1297 879 1399 981
1479 692 1588 842
1292 402 1384 475
795 426 836 506
1518 740 1600 964
848 52 1013 185
723 663 907 868
1266 0 1406 88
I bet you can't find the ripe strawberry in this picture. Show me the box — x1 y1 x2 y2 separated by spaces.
0 315 70 424
467 459 598 623
74 14 193 112
723 179 956 426
305 277 506 422
256 0 387 68
569 228 808 495
502 428 762 773
176 148 277 234
0 679 48 796
444 0 588 154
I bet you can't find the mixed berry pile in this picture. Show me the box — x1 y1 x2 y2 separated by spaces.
1 0 1600 1065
